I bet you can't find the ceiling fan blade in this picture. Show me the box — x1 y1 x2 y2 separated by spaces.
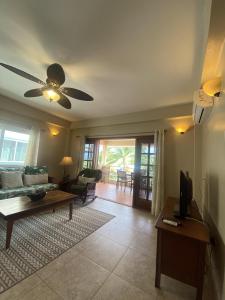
0 63 45 85
24 88 43 97
47 63 65 86
60 87 93 101
57 93 71 109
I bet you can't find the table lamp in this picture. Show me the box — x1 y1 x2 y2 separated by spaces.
60 156 73 179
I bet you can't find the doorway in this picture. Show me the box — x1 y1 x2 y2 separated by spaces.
96 138 135 206
82 135 155 209
133 136 155 210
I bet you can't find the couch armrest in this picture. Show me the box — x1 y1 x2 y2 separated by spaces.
59 177 78 192
48 176 59 184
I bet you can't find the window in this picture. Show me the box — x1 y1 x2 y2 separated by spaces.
83 142 94 168
82 138 99 169
0 126 30 166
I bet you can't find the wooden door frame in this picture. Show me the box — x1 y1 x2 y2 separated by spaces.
83 138 100 169
84 135 154 209
133 135 154 210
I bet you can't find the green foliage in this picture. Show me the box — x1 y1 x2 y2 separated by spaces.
98 146 135 181
105 147 135 167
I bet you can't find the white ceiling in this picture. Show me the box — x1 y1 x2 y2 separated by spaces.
0 0 211 121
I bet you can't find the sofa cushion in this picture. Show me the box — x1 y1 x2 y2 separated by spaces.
78 168 102 182
30 183 58 192
78 176 95 185
24 166 48 175
1 171 23 189
0 167 24 172
0 167 24 188
24 174 48 186
70 184 86 193
0 183 58 200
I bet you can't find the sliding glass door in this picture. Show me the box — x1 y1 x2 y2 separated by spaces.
133 136 155 210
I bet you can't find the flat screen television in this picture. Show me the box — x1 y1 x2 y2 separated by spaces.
174 170 193 219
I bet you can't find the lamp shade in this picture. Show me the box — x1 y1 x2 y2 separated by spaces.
60 156 73 166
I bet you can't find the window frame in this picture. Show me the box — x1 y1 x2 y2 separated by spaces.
82 138 99 169
83 142 95 169
0 125 30 167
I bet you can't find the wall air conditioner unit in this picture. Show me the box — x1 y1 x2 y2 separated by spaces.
192 103 212 124
193 89 213 124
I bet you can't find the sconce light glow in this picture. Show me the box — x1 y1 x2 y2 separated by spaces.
49 128 60 136
43 89 60 102
202 77 222 97
176 128 185 134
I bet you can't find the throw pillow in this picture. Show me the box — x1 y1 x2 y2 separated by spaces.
78 176 95 185
0 167 24 188
24 166 48 175
23 174 48 186
1 171 23 189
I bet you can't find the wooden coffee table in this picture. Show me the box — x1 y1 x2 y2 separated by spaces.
0 190 75 249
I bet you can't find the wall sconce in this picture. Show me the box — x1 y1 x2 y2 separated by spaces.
49 127 60 136
202 77 222 97
176 128 185 134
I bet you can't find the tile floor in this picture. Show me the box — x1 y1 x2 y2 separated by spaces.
0 198 214 300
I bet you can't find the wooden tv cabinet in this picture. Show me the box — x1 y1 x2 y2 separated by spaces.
155 197 210 300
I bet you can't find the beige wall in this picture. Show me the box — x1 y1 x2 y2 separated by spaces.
197 95 225 299
71 103 193 129
0 95 71 178
37 128 70 178
197 0 225 296
164 127 194 199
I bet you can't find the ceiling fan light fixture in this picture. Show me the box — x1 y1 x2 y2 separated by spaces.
43 89 60 102
0 62 93 110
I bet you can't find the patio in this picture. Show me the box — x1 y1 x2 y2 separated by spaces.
96 138 135 206
96 138 153 207
96 182 133 206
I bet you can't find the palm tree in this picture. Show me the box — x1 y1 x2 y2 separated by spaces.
105 146 135 169
98 145 135 181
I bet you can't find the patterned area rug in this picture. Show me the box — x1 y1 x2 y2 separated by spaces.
0 205 114 294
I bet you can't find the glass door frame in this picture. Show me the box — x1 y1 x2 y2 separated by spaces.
82 135 155 210
133 135 155 210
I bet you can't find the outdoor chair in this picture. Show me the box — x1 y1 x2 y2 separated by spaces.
116 170 132 191
101 165 110 183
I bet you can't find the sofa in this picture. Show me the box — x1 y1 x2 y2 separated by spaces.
0 166 58 200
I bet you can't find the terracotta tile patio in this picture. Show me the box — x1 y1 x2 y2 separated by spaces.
96 182 133 207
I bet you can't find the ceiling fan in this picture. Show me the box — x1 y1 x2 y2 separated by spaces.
0 62 93 109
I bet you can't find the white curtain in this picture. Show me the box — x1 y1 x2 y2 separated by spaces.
25 126 40 166
78 136 85 172
151 129 165 216
70 135 85 177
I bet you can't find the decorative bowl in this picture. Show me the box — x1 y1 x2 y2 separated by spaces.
28 191 46 202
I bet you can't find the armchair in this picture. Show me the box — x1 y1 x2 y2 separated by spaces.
65 168 102 203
